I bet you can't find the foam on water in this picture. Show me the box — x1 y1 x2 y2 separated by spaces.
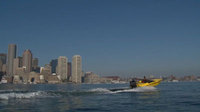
0 91 42 100
89 88 111 93
0 87 158 100
112 86 157 93
89 86 157 94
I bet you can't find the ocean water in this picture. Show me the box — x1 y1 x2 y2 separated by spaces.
0 82 200 112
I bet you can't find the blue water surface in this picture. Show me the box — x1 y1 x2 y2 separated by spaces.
0 82 199 112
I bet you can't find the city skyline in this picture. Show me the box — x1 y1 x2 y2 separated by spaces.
0 43 83 84
0 0 200 76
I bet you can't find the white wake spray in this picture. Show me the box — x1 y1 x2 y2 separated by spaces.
0 91 42 100
89 86 157 94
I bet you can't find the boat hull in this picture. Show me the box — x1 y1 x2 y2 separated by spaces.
136 79 162 87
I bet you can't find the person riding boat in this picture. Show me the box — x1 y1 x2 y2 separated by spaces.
130 76 154 88
130 79 137 88
141 76 152 83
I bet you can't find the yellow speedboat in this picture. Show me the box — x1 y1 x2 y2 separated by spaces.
130 79 162 88
109 79 162 92
136 79 162 87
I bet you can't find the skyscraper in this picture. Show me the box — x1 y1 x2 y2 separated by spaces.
32 58 38 68
50 59 58 73
0 60 2 72
22 49 32 73
72 55 82 83
0 53 7 64
0 54 7 72
32 58 40 73
32 58 38 70
56 56 68 81
17 56 23 67
7 44 17 76
13 58 20 75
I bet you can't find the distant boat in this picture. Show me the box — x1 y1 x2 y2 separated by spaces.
172 80 179 82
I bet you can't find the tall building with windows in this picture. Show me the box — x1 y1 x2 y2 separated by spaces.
72 55 82 83
13 57 20 75
0 60 2 72
7 44 17 76
50 59 58 73
32 58 40 72
0 53 6 72
32 58 38 68
56 56 68 81
31 58 40 73
22 49 32 73
17 56 23 67
0 53 7 64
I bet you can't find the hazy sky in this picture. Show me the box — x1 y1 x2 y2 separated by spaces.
0 0 200 77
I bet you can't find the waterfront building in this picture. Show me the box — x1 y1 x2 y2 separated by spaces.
32 58 40 72
13 58 20 75
17 56 23 67
15 67 26 76
0 53 7 64
72 55 82 83
32 58 38 68
84 72 100 84
13 75 22 84
0 53 7 72
22 49 33 73
32 67 40 73
50 59 58 73
56 56 68 81
1 64 6 73
100 76 121 83
6 44 17 76
47 75 61 84
0 60 2 72
40 64 52 80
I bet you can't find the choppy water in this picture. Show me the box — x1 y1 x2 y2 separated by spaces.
0 82 199 112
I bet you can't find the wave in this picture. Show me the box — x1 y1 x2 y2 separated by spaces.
89 88 111 93
0 91 43 100
89 86 157 94
0 87 157 100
